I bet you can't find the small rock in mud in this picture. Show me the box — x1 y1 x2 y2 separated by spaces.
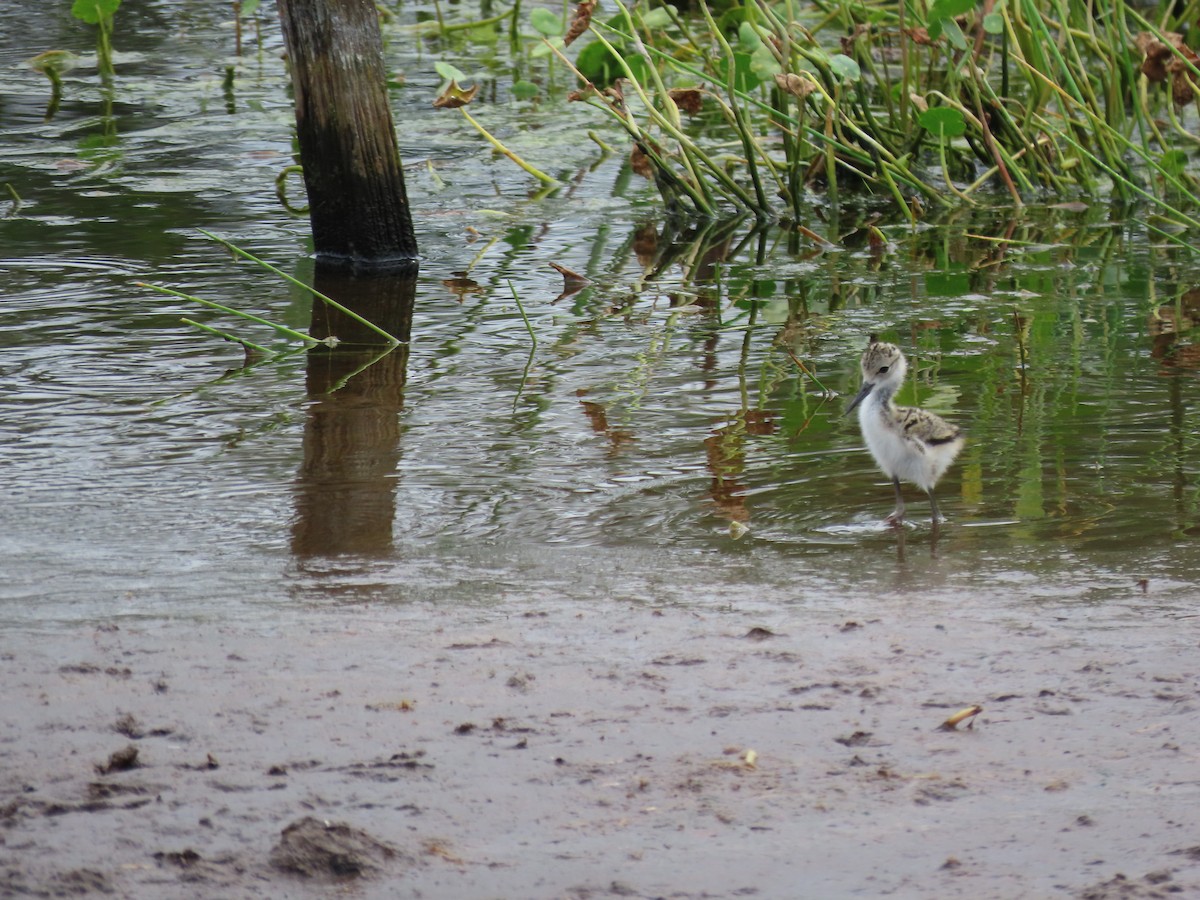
744 626 777 641
834 730 873 747
153 849 201 869
59 662 102 675
87 781 149 800
113 713 143 738
506 671 535 691
1076 871 1181 899
269 817 399 880
96 745 139 774
55 868 114 894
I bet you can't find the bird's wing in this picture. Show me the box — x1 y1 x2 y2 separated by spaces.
898 407 960 448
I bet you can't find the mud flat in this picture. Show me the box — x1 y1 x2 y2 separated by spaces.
2 595 1198 898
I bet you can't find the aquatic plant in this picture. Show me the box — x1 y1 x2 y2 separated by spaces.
441 0 1200 226
27 50 77 121
233 0 263 57
71 0 120 80
139 231 404 360
432 60 561 185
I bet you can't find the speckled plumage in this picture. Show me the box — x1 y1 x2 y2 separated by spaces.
845 339 964 524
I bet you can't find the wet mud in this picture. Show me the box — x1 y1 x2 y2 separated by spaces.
2 597 1199 898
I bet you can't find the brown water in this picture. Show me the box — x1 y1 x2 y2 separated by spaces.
1 3 1198 630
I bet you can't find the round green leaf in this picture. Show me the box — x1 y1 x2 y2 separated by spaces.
716 7 747 37
928 0 975 21
434 61 468 84
530 35 563 58
72 0 121 24
751 44 781 81
640 7 673 29
576 41 628 88
942 18 968 51
732 51 762 92
927 0 974 40
829 54 861 83
918 106 967 138
738 21 765 53
983 12 1004 34
511 80 540 100
531 8 563 36
1161 149 1189 177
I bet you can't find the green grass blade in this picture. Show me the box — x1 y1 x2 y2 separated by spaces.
198 229 403 346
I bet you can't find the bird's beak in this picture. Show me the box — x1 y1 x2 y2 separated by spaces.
844 382 872 416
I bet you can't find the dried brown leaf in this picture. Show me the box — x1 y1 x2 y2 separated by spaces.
774 72 817 100
904 26 935 46
1133 31 1159 58
432 80 479 109
1141 48 1169 83
840 24 869 54
669 87 704 115
1136 31 1197 88
564 0 596 47
630 142 655 179
632 222 657 265
549 261 589 289
1172 71 1196 106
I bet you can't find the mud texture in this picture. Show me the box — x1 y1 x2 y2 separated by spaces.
2 598 1199 898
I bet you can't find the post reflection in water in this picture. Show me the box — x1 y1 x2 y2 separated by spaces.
290 264 416 559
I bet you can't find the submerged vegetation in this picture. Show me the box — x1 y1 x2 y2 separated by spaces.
435 0 1200 225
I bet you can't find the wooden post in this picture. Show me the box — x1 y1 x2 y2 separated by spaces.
278 0 418 265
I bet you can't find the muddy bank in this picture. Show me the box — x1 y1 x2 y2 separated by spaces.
2 596 1198 898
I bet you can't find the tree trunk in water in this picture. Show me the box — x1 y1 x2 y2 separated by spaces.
278 0 418 266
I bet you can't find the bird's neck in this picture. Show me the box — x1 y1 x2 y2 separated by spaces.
870 383 898 410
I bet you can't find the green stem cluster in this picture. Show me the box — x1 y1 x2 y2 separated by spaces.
534 0 1200 226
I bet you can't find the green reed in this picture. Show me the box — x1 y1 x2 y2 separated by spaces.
526 0 1200 228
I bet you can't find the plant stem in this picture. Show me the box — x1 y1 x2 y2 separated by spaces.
139 282 320 345
459 108 559 185
181 317 273 354
508 278 537 348
197 229 403 346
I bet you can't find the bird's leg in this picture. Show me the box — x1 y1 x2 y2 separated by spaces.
927 489 942 525
885 477 905 524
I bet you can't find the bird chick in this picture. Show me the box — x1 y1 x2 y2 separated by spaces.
845 337 964 524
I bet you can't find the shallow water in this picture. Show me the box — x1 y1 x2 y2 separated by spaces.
2 3 1199 630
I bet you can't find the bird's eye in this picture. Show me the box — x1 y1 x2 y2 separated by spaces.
877 365 889 374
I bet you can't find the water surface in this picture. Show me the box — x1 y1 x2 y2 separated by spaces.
2 2 1198 629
